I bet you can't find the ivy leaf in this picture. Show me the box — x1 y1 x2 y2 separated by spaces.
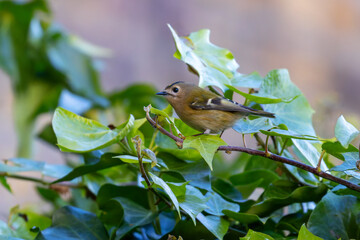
225 84 284 104
183 135 227 170
335 115 360 148
307 191 360 240
36 206 108 240
196 213 229 240
204 192 240 216
169 24 238 91
178 185 209 225
260 129 318 141
231 71 264 88
293 139 327 170
113 155 152 164
222 210 264 225
240 229 275 240
322 141 358 160
298 224 323 240
233 118 273 134
247 182 328 217
52 153 122 183
53 107 134 153
259 69 315 136
149 172 181 216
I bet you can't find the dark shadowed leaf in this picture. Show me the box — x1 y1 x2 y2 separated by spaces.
196 213 229 240
52 152 121 183
36 206 108 240
247 182 328 217
204 192 240 216
308 191 360 240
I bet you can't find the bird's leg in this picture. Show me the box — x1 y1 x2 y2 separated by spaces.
219 130 225 138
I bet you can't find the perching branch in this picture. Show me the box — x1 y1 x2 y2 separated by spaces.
145 109 360 193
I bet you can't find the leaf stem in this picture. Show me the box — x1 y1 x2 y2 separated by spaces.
0 172 84 188
279 139 288 156
317 150 326 172
145 112 360 193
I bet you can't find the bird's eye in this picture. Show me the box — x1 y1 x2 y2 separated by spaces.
172 87 179 93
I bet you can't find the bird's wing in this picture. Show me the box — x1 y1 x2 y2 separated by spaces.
190 96 275 118
190 96 248 111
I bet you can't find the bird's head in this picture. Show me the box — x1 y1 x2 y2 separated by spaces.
156 81 195 105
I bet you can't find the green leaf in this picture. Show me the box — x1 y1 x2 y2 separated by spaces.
36 206 108 240
161 156 211 191
0 158 71 179
259 69 315 136
52 152 122 183
149 172 181 216
335 115 360 148
260 129 318 140
183 135 227 170
240 229 275 240
247 182 328 217
113 197 157 239
211 178 243 203
47 32 107 107
204 192 240 216
196 213 229 240
331 151 359 172
322 141 358 160
230 169 280 198
225 84 283 104
293 139 327 170
307 191 360 240
231 71 263 88
113 155 152 164
222 210 264 225
178 185 209 224
298 224 323 240
233 118 273 134
0 176 11 192
169 24 238 91
53 107 134 153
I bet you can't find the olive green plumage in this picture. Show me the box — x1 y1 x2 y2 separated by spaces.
156 81 275 133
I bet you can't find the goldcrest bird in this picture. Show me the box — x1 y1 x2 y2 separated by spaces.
156 81 275 134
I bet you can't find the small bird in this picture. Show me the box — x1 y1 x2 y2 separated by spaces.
156 81 275 134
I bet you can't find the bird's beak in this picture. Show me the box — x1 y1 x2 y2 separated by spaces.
156 91 168 96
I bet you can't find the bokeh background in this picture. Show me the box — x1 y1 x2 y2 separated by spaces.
1 0 360 220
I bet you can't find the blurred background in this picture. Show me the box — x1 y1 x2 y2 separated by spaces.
1 0 360 220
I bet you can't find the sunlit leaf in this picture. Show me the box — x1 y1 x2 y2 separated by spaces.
53 107 134 153
169 24 238 91
233 117 273 134
183 135 226 170
335 115 359 148
240 229 274 240
259 69 315 136
298 224 323 240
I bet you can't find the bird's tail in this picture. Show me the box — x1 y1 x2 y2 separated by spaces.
248 109 275 118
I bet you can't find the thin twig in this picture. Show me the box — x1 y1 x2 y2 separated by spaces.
145 111 360 193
